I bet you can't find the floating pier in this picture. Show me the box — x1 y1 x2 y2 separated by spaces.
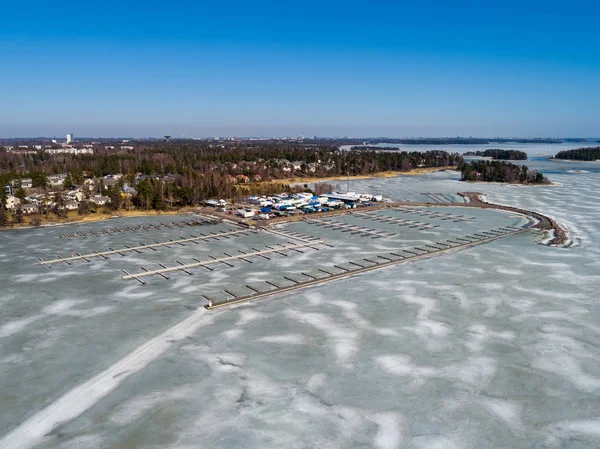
393 207 473 222
59 218 219 239
60 218 219 240
303 217 393 238
263 227 327 244
40 228 252 266
350 211 438 230
206 227 531 309
121 240 326 282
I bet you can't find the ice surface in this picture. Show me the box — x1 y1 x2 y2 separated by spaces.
1 157 600 448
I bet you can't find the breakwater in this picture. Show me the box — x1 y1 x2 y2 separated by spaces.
455 192 567 246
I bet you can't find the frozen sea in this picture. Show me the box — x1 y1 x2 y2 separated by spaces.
1 153 600 449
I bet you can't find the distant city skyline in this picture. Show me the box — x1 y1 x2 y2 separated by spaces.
2 134 600 140
1 0 599 137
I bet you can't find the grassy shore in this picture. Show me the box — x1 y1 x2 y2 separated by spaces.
0 207 204 231
266 166 458 185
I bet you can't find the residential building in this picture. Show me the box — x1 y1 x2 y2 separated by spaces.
45 148 93 155
47 174 67 187
64 190 84 202
21 204 39 214
121 184 137 197
103 178 119 188
64 201 79 211
90 195 111 206
4 196 21 210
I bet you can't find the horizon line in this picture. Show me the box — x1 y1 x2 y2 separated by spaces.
2 136 599 141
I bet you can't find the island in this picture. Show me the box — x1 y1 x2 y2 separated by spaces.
463 149 527 160
553 147 600 161
459 160 549 184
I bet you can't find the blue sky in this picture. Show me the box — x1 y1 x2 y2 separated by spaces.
1 0 599 137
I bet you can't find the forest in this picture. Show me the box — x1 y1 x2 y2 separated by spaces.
463 149 527 160
554 147 600 161
346 147 462 168
458 160 549 184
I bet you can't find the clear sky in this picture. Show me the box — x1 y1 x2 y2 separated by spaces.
1 0 599 138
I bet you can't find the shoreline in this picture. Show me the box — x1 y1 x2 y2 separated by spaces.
0 168 457 232
0 207 205 232
267 166 458 185
550 158 600 162
0 167 564 237
459 180 558 187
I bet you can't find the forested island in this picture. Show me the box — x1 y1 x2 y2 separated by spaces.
463 149 527 160
553 147 600 161
458 160 549 184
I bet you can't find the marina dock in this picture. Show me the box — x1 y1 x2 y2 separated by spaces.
206 227 530 310
33 190 564 311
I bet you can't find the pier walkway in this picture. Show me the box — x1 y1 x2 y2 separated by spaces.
121 240 326 283
59 218 218 239
206 226 530 310
40 229 252 266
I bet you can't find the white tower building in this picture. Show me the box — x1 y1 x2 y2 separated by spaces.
66 133 73 144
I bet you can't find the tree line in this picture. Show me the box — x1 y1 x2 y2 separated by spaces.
554 147 600 161
463 149 527 160
458 160 549 184
1 142 463 184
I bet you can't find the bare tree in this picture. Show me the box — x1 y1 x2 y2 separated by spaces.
0 206 7 227
15 206 24 224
